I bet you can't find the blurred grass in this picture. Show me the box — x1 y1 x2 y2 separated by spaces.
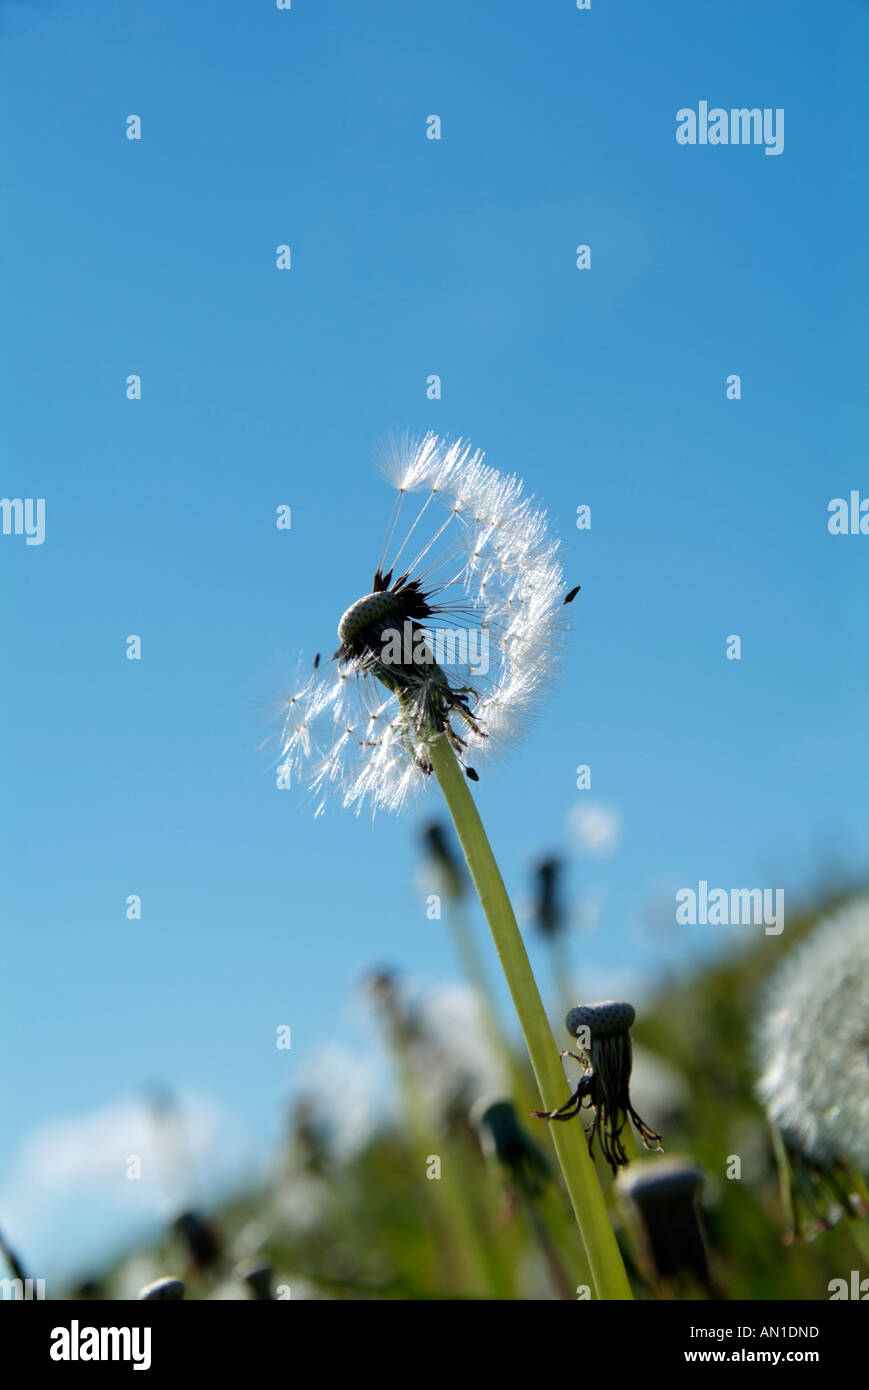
55 884 869 1302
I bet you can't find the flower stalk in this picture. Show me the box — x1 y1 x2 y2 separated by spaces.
427 732 632 1300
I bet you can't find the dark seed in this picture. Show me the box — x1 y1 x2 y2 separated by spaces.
466 766 479 781
564 585 581 605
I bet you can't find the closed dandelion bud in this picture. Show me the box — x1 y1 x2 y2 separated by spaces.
172 1210 221 1270
421 821 467 901
362 968 426 1050
472 1097 551 1198
531 855 566 940
474 1096 576 1300
617 1159 713 1295
235 1257 273 1301
289 1097 330 1177
71 1277 103 1300
534 1000 663 1174
363 968 399 1008
137 1276 185 1301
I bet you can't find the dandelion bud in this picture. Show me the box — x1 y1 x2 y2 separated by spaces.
234 1257 274 1300
617 1159 714 1295
71 1277 103 1300
137 1276 185 1300
289 1097 330 1176
172 1210 221 1269
362 968 425 1049
421 821 467 901
472 1097 551 1198
363 968 399 1005
531 856 565 940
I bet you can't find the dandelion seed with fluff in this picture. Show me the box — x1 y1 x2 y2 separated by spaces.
277 434 630 1299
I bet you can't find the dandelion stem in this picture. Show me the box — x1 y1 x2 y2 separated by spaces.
428 733 632 1300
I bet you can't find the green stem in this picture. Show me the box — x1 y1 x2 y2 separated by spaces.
428 733 632 1300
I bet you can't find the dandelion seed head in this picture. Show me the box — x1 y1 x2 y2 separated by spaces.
338 590 403 646
567 1000 636 1040
278 433 569 813
755 897 869 1172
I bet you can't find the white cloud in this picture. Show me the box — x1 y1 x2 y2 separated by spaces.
414 981 510 1119
568 802 622 857
292 1045 383 1160
0 1091 254 1283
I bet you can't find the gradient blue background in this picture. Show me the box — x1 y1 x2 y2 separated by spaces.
2 0 867 1278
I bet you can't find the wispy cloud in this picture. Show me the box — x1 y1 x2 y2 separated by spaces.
292 1045 383 1160
568 801 622 858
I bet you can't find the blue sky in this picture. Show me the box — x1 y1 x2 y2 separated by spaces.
2 0 867 1279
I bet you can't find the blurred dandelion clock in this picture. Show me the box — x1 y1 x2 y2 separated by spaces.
756 897 869 1175
279 433 573 815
